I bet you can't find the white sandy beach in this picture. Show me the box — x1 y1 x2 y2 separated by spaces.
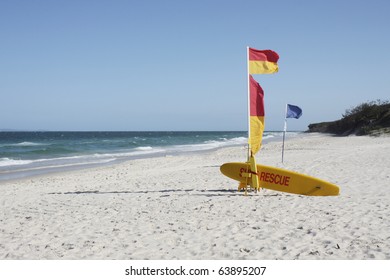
1 133 389 260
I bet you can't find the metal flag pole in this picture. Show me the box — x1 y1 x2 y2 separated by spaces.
246 46 251 161
282 104 287 163
244 47 259 193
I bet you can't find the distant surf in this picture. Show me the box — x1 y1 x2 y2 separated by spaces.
0 131 300 181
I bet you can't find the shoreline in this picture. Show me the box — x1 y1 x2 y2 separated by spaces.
0 132 301 183
1 133 390 259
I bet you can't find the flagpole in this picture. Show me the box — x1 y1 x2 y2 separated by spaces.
246 46 251 161
282 103 287 163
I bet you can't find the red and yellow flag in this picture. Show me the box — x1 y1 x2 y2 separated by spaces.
249 75 265 155
249 48 279 74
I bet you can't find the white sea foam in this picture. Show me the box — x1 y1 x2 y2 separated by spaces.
11 142 47 147
169 136 247 153
134 146 153 151
0 158 34 167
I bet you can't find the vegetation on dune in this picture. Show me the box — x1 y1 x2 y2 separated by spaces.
307 99 390 136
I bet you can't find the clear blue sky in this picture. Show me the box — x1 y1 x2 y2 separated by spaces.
1 0 389 131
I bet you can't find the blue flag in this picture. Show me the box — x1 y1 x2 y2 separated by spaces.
286 104 302 119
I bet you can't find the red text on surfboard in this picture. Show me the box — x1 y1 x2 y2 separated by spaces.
259 172 290 186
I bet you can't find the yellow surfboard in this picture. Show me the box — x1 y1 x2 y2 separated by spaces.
220 162 339 196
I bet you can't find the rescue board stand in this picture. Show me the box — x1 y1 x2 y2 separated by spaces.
238 153 261 195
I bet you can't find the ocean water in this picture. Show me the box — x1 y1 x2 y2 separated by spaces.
0 131 288 181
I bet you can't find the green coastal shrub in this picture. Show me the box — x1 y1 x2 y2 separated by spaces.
308 99 390 135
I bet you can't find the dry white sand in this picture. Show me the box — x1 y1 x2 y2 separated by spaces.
1 133 389 260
